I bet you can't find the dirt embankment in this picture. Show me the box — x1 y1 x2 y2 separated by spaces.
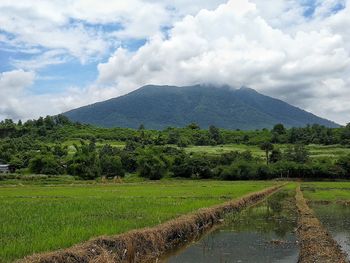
296 185 348 263
20 185 282 263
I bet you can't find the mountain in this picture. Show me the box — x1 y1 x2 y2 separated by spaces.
64 85 339 130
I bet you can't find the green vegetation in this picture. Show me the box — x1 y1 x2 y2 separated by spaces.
0 180 274 262
0 102 349 262
184 144 350 158
0 116 349 181
302 182 350 201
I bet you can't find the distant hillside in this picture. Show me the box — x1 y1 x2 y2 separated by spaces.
64 85 339 130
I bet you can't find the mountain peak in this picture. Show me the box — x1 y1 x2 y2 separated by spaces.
64 84 339 130
238 86 258 93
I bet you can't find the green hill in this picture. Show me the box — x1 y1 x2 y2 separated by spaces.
64 85 339 129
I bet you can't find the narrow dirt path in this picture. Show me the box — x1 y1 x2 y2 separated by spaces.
296 184 348 263
20 184 283 263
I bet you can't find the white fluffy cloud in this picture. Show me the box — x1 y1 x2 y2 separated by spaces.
0 69 120 121
0 70 35 119
1 0 350 124
0 0 173 61
97 0 350 124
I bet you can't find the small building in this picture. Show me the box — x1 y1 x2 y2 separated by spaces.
0 164 10 173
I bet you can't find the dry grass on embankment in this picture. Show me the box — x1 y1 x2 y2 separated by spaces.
296 185 348 263
20 185 282 263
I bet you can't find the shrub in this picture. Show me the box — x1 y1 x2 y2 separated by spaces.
29 154 64 175
336 154 350 175
219 160 257 180
137 149 168 180
100 155 125 178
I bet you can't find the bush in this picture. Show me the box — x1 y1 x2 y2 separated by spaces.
29 154 64 175
67 142 101 180
256 164 271 180
100 155 125 178
172 156 192 178
137 149 168 180
171 154 213 179
218 160 257 180
336 154 350 175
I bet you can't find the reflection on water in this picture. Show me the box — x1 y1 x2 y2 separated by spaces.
165 191 299 263
312 203 350 259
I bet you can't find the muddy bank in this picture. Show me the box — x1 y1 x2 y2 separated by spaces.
296 185 348 263
20 185 282 263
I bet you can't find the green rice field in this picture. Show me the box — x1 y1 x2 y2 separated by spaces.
0 180 275 262
185 144 350 159
302 181 350 201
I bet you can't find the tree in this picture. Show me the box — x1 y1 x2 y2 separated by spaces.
167 130 181 144
99 145 125 178
336 154 350 175
55 114 71 125
44 116 55 129
219 160 257 180
285 144 310 163
137 149 168 180
341 123 350 145
124 140 142 151
120 151 138 173
177 136 190 148
260 142 274 165
100 155 124 178
293 144 310 163
189 155 213 179
187 123 200 130
29 153 64 175
269 148 282 163
272 124 286 135
209 125 222 145
172 155 192 178
67 141 101 179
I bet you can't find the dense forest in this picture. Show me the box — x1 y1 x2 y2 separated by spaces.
0 115 350 181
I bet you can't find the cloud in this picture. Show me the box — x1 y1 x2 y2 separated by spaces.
0 0 350 125
11 50 68 71
0 68 119 121
0 0 252 61
0 0 173 61
0 70 34 94
0 70 35 119
97 0 350 124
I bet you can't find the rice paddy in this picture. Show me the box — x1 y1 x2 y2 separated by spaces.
0 180 274 262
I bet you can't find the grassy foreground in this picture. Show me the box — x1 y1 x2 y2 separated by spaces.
0 180 274 262
302 182 350 201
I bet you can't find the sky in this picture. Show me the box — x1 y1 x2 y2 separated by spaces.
0 0 349 125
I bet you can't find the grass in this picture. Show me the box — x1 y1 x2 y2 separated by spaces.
185 144 350 159
302 182 350 201
0 173 147 186
185 144 265 157
60 140 350 160
0 180 275 262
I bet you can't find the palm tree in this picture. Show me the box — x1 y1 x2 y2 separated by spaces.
260 142 274 165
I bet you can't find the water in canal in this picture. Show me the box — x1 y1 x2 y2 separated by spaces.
164 190 299 263
312 203 350 259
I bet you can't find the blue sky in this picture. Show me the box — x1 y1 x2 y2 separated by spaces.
0 0 349 124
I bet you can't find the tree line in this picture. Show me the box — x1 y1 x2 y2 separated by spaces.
1 115 350 146
0 115 350 181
